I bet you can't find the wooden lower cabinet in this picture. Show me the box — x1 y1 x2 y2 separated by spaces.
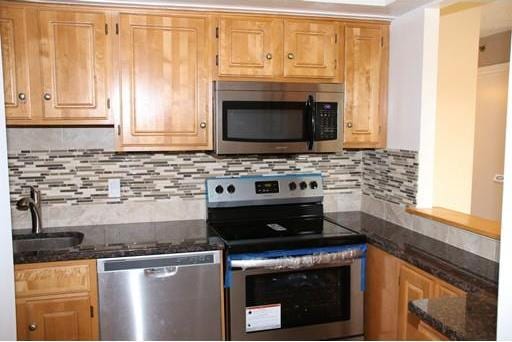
365 245 464 341
14 260 99 341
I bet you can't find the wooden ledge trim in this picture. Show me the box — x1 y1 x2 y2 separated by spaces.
406 207 501 240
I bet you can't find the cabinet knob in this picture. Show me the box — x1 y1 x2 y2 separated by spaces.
200 122 207 129
265 53 272 60
18 93 26 101
346 122 353 129
43 93 52 101
28 323 37 331
287 53 295 60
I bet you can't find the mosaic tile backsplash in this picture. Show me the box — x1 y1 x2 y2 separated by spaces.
9 150 362 206
362 149 419 206
8 149 418 207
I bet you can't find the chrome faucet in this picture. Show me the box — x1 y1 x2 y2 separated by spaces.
16 186 43 234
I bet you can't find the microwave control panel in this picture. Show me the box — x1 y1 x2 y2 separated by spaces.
315 102 338 140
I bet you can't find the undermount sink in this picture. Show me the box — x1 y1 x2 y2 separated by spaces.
13 232 84 253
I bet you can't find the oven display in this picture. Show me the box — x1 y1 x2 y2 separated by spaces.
255 181 279 194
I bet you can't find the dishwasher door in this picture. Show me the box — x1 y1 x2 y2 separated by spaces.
97 250 222 341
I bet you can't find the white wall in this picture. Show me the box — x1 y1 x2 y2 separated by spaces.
387 5 440 208
0 44 17 339
497 34 512 341
433 7 481 214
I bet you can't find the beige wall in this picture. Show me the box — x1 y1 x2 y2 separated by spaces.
433 6 481 213
471 63 509 220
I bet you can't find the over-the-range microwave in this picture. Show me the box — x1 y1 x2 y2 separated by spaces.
214 81 344 154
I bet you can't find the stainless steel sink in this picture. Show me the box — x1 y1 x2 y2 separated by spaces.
13 232 84 253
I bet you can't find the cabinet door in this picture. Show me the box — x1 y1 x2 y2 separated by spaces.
118 13 211 150
17 296 93 340
435 280 466 298
283 20 338 78
344 25 387 148
398 264 435 340
365 245 400 340
38 10 111 123
218 16 282 77
0 7 31 120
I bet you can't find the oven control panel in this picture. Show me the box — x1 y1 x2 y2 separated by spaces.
315 102 338 141
206 174 323 208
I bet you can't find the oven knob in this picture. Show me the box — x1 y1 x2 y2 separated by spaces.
310 181 318 189
215 185 224 194
227 185 236 194
299 181 307 190
289 182 297 191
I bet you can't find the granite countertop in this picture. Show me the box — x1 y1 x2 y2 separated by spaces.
13 220 223 264
325 211 498 340
408 292 497 340
13 211 499 339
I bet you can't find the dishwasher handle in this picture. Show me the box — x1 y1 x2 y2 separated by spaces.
144 266 178 278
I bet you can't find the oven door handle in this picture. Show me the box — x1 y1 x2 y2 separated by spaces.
306 95 315 151
230 253 361 272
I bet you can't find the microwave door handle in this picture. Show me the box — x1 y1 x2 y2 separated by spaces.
307 95 315 150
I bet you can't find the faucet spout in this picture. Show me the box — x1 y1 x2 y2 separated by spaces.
16 186 43 234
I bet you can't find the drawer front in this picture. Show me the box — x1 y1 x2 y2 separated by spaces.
15 260 94 297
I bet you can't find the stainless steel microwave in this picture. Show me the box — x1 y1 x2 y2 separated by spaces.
214 81 344 154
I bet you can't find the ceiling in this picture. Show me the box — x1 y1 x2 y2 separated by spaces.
29 0 436 19
480 0 512 37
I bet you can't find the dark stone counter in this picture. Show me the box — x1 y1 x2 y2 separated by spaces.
408 292 497 340
13 220 223 264
325 211 498 340
13 211 499 340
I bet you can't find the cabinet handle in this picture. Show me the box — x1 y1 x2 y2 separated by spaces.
43 93 51 101
287 53 295 60
200 122 207 129
28 323 37 331
18 93 26 101
346 122 353 128
265 53 272 60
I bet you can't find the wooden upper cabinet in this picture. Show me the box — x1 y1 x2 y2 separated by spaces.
118 13 212 151
218 16 282 77
397 264 435 340
0 6 31 120
344 24 388 148
283 20 338 78
37 9 111 123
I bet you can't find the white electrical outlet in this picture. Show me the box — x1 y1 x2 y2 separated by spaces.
108 178 121 198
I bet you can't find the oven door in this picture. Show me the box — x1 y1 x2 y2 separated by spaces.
214 81 343 154
228 258 363 340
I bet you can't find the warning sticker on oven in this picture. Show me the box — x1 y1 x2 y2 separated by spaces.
245 304 281 332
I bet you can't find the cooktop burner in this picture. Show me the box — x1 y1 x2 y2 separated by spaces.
206 174 366 253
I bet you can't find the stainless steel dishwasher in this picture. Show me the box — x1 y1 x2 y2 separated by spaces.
97 250 222 340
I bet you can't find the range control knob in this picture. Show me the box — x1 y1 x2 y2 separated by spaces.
310 181 318 189
289 182 297 191
215 185 224 194
227 185 236 194
299 181 307 190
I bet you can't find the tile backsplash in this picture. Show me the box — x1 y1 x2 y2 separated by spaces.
362 149 418 206
9 150 362 206
7 128 419 228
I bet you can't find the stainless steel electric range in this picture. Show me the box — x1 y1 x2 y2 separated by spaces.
206 174 366 341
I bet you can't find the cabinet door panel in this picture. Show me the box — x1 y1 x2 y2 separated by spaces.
0 7 31 119
19 296 92 340
119 14 211 150
344 25 386 147
38 10 110 121
398 264 435 340
365 245 400 340
218 16 282 77
283 20 338 78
